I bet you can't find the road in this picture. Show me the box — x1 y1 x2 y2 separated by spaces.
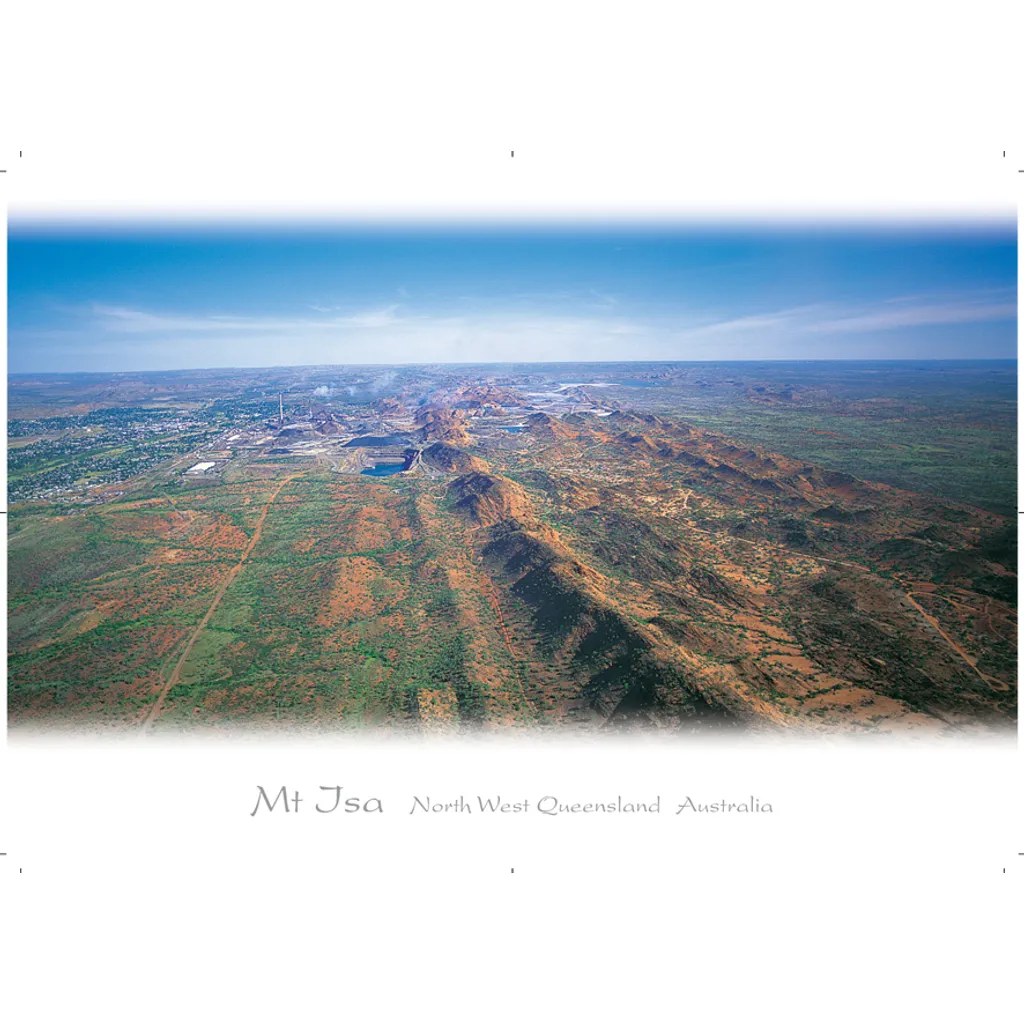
901 591 1009 691
674 515 1012 692
141 476 294 731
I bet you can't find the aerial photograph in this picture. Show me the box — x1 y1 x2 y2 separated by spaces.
6 222 1017 738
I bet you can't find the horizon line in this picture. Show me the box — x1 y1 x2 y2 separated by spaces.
9 356 1019 378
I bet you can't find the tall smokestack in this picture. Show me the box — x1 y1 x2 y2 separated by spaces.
279 394 284 427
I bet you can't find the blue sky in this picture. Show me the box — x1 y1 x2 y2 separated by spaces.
8 222 1017 372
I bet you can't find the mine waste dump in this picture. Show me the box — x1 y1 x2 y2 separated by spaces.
345 435 412 447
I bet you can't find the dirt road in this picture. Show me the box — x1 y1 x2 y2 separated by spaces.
676 515 1012 692
901 591 1008 691
141 476 293 731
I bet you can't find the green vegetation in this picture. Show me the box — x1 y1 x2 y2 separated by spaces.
7 361 1016 735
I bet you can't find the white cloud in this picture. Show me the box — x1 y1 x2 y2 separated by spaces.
679 307 819 337
809 297 1017 334
340 305 401 328
670 292 1016 343
89 302 406 333
16 287 1015 371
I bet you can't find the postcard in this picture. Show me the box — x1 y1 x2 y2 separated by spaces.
1 6 1019 1020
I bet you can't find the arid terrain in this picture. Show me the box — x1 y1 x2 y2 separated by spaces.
7 362 1017 737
